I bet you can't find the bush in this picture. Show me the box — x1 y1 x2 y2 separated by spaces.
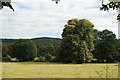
72 60 77 64
86 60 92 63
11 58 19 62
34 57 45 62
34 57 40 62
51 56 57 62
45 53 52 62
2 55 11 62
91 59 97 63
39 56 45 62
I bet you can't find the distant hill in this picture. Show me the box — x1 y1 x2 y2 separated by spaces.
0 37 62 45
32 37 61 45
1 39 16 43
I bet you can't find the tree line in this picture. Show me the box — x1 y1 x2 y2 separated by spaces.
1 19 120 63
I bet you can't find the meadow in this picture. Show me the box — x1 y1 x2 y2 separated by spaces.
2 62 118 78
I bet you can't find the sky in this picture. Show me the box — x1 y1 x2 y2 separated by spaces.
0 0 119 39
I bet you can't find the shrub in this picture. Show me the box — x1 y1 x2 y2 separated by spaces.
86 60 92 63
34 57 45 62
51 56 57 62
91 59 97 63
11 58 19 62
2 55 11 62
34 57 40 62
39 56 45 62
45 53 52 62
72 60 77 64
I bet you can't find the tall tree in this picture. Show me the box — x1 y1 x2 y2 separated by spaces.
93 29 118 62
10 39 37 61
57 19 94 63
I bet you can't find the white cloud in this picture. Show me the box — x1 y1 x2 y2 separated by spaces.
0 0 118 39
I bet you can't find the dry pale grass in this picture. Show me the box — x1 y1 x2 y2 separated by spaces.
2 62 118 78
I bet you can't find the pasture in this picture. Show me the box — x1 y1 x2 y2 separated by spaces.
2 62 118 78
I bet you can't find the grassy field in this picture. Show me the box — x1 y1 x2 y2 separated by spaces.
2 62 118 78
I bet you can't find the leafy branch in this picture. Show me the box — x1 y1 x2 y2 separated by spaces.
100 1 120 21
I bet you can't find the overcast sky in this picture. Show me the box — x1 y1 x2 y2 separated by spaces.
0 0 118 39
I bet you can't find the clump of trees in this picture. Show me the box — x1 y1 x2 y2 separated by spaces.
36 43 59 57
57 19 94 63
93 29 120 63
1 18 120 63
10 39 37 61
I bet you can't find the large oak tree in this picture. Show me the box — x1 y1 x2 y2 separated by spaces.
57 19 94 63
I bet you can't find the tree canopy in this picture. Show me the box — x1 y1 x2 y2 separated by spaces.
57 19 94 63
93 29 118 62
10 39 37 61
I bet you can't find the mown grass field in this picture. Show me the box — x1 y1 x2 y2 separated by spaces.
2 62 118 78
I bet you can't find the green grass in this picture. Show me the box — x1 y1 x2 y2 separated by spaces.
2 62 118 78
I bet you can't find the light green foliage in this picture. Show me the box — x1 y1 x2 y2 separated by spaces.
10 39 37 61
57 19 94 63
34 57 45 62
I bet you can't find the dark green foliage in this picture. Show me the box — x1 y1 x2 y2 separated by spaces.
1 37 61 62
94 41 118 62
99 29 116 40
39 56 45 62
32 37 61 45
36 43 59 57
100 1 120 20
2 43 10 57
1 2 14 11
100 2 120 11
52 56 57 62
1 33 119 63
33 37 61 57
1 39 16 43
45 53 53 62
2 55 11 62
10 39 37 61
1 37 61 44
93 29 118 63
117 14 120 20
116 39 120 62
57 19 94 63
118 48 120 61
0 42 1 61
